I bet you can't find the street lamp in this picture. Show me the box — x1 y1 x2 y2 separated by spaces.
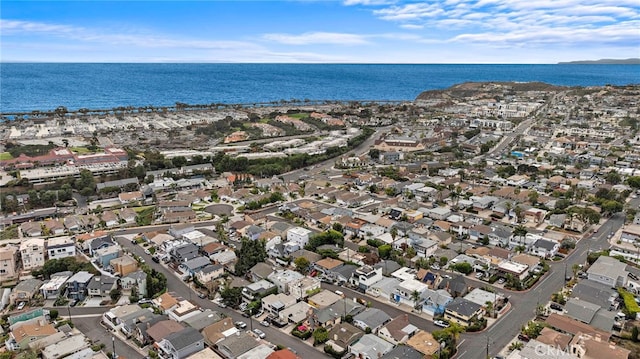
67 303 72 325
111 336 116 359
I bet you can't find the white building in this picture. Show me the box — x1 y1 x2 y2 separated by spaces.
46 236 76 260
20 238 46 270
286 227 312 247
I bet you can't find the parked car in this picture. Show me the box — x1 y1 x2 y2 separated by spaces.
260 320 270 327
550 303 563 311
497 278 506 285
144 249 151 255
241 311 250 317
254 310 264 318
253 328 266 339
235 321 247 329
629 273 639 280
434 320 449 328
152 256 160 263
16 302 26 310
69 299 78 307
475 272 484 279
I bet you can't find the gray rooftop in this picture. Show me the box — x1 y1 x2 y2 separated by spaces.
381 345 424 359
182 309 224 331
165 327 204 351
350 334 394 358
587 256 627 278
571 279 618 309
564 298 600 324
216 331 259 357
446 297 482 317
13 278 43 293
353 308 392 330
67 271 94 284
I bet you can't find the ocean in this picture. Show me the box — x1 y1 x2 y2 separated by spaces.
1 63 639 113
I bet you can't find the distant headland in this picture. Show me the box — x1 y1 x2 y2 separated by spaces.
558 58 640 65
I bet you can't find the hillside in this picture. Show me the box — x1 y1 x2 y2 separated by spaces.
415 81 565 101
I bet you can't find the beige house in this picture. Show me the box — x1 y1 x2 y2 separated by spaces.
0 245 19 282
20 238 46 270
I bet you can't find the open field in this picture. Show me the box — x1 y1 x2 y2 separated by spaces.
0 152 13 160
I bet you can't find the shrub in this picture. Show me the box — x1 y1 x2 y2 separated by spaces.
618 288 640 316
324 345 346 359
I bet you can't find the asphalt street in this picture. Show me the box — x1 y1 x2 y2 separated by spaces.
456 213 625 359
113 236 328 359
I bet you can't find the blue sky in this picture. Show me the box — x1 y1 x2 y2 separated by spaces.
1 0 639 63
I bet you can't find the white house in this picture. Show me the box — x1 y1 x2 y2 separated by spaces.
46 236 76 260
287 227 312 247
392 279 429 308
20 238 46 270
350 265 383 291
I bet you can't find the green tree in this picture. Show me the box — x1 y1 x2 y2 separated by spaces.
294 257 310 274
378 244 392 259
220 285 243 309
49 309 59 321
632 326 639 342
313 327 329 345
110 288 122 302
451 262 473 275
605 171 622 185
235 238 267 276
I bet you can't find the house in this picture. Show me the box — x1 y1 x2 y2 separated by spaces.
287 227 312 247
7 321 58 350
94 245 122 269
289 276 321 301
101 211 119 228
279 301 313 324
438 275 469 297
350 265 383 291
110 255 138 276
308 290 342 309
380 346 424 359
171 243 199 263
40 333 91 359
182 309 224 332
87 276 118 298
569 332 631 359
85 233 115 256
445 297 484 327
352 308 392 333
196 264 224 284
348 334 394 359
314 258 344 274
157 326 205 359
118 191 143 204
20 237 46 270
267 269 304 294
571 279 619 311
377 314 418 345
421 288 453 317
464 288 500 309
46 236 76 260
530 238 560 259
249 262 275 283
215 331 260 359
181 256 212 277
409 237 438 258
406 330 441 358
545 313 611 341
242 280 276 302
587 256 627 287
326 323 364 353
118 208 137 224
40 272 71 299
20 222 42 237
10 278 43 305
145 320 185 344
168 300 203 323
0 245 19 282
262 293 297 317
65 271 94 301
497 261 530 281
392 279 429 308
121 270 148 298
237 344 275 359
266 349 301 359
201 317 236 347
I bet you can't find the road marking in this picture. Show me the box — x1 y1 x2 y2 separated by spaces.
457 339 466 348
457 350 468 358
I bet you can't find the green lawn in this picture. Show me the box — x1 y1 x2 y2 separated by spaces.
133 205 155 213
287 113 308 119
71 147 92 154
0 152 13 160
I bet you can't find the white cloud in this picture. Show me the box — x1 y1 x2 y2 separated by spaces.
343 0 397 5
399 23 425 29
262 32 370 45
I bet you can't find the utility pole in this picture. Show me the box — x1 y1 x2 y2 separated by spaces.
111 336 116 359
486 336 490 359
67 304 72 325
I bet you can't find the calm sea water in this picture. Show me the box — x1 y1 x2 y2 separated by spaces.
1 63 639 113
